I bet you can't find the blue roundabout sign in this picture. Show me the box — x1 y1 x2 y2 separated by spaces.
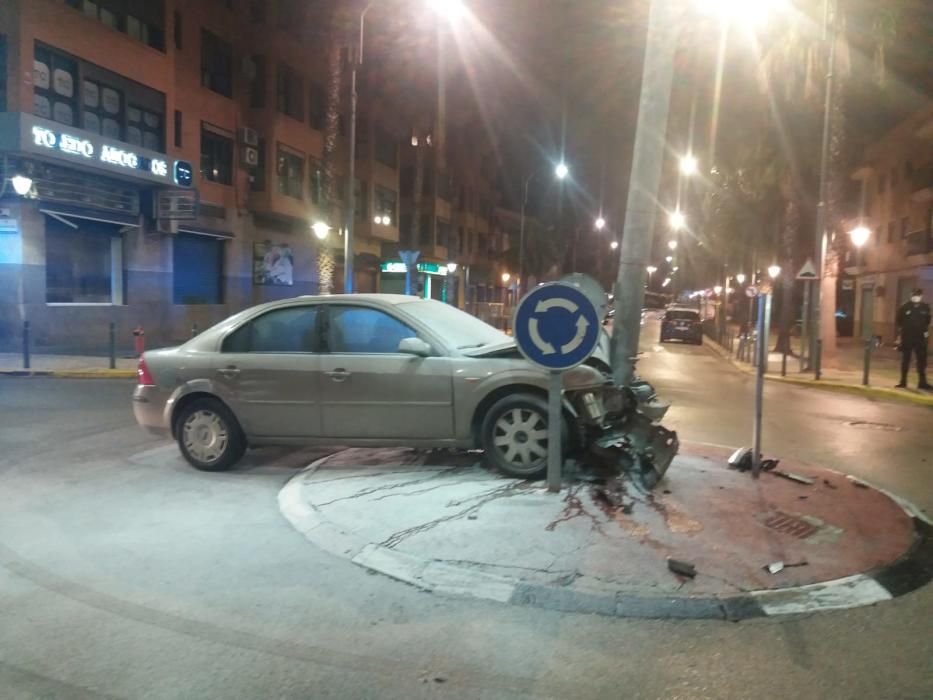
513 282 601 371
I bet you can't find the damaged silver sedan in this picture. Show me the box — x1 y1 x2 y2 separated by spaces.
133 294 677 487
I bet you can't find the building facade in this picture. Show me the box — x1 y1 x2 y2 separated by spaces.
847 104 933 341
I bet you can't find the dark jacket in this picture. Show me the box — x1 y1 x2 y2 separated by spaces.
896 301 931 341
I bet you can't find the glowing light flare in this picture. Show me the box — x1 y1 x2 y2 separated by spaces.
849 225 871 248
311 221 331 240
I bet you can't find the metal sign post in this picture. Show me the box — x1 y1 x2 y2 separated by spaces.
513 283 602 493
752 292 772 479
797 259 819 372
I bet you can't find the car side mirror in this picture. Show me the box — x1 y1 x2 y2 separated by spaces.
398 337 432 357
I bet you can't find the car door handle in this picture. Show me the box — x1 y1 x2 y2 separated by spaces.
217 366 240 378
326 368 351 382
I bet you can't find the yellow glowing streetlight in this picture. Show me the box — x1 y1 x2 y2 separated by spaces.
848 225 871 248
668 240 678 251
768 264 781 279
735 273 746 285
669 210 686 230
311 221 331 240
679 154 699 176
501 272 511 283
428 0 467 21
610 240 618 250
555 162 569 180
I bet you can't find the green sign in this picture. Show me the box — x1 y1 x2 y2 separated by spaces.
381 261 448 276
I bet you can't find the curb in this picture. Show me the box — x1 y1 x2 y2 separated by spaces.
702 336 933 408
0 369 136 378
279 454 933 621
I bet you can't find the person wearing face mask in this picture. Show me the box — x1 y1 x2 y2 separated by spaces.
895 287 931 389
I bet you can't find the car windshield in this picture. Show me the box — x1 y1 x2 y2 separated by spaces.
666 310 699 321
396 299 512 349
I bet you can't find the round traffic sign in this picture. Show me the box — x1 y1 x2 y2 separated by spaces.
513 283 601 371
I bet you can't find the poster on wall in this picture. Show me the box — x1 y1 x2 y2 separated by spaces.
253 242 294 286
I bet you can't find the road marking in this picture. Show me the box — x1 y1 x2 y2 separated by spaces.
754 574 892 615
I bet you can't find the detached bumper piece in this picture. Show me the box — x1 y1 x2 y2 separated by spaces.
589 415 679 490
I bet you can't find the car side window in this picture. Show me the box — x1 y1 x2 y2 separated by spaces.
326 306 416 354
222 306 319 353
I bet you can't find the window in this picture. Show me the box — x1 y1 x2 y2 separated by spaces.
374 127 397 168
249 0 267 23
173 234 223 304
326 307 416 354
308 82 325 130
66 0 165 51
901 216 910 238
276 63 303 120
45 218 122 304
201 124 233 185
127 102 161 150
400 167 414 196
34 45 78 127
374 186 397 223
0 35 6 111
436 218 451 248
201 30 233 97
419 215 432 244
251 138 266 191
248 55 265 108
223 306 319 353
173 11 182 49
309 157 324 203
276 145 304 199
275 63 304 120
354 178 368 219
887 221 895 243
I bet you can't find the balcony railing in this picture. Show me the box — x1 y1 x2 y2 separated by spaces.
905 229 932 257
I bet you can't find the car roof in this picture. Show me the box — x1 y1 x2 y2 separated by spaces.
297 293 418 305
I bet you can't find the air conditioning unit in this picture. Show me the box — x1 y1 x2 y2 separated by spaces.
154 190 198 220
156 218 179 235
241 146 259 167
239 127 259 147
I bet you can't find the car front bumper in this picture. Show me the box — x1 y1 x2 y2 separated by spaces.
132 385 172 436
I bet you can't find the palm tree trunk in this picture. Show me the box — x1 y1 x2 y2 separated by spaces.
411 130 425 250
318 4 345 295
774 192 799 354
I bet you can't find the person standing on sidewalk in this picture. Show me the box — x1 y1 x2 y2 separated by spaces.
895 288 931 389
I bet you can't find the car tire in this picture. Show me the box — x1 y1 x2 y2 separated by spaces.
175 397 246 471
481 393 566 480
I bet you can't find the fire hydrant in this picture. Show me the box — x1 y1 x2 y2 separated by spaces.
133 326 145 356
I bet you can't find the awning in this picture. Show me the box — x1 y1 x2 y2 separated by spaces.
177 223 234 239
41 203 140 228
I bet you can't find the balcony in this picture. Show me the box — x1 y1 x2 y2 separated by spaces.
905 228 932 257
910 164 933 203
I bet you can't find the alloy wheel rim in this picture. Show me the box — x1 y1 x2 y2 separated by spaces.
493 408 548 472
183 410 229 464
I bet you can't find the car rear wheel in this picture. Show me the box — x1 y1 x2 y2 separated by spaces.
481 393 566 480
175 398 246 471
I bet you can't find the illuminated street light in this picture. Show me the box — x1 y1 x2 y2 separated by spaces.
714 285 723 295
447 262 458 273
848 225 871 248
672 266 679 272
501 272 511 283
311 221 331 240
696 0 786 28
555 162 569 180
665 255 673 263
768 264 781 279
736 273 746 285
595 216 606 230
679 154 699 176
662 278 671 288
668 240 678 251
10 175 33 196
669 210 686 230
610 240 618 250
428 0 467 21
646 265 658 275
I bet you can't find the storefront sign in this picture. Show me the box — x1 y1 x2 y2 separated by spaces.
381 261 448 276
13 115 192 187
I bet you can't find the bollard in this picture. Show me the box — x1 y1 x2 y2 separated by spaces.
191 323 199 338
133 326 145 356
22 320 30 369
109 322 116 369
862 338 872 386
814 339 822 380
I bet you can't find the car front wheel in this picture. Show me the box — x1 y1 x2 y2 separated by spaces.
175 398 246 471
481 393 566 480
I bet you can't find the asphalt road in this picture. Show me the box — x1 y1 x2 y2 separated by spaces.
1 320 931 700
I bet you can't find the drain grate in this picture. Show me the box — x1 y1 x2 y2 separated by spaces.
762 511 819 540
845 420 902 432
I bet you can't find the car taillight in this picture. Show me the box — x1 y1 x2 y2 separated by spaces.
137 356 155 386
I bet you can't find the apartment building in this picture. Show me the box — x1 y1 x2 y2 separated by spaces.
0 0 404 351
847 103 933 340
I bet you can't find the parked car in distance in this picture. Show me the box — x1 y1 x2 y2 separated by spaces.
660 307 703 345
133 294 675 483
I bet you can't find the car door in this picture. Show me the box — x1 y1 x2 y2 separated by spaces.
214 304 322 438
318 304 455 440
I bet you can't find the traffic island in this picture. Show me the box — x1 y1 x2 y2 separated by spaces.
279 443 932 620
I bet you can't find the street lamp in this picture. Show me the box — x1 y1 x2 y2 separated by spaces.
679 153 699 176
669 209 686 230
428 0 467 20
10 175 33 196
555 162 569 180
447 262 458 273
311 221 331 240
610 240 619 250
668 240 678 251
501 272 510 283
595 216 606 231
736 273 746 285
519 160 570 297
714 285 723 295
696 0 786 27
665 255 673 263
848 225 871 248
768 264 781 279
